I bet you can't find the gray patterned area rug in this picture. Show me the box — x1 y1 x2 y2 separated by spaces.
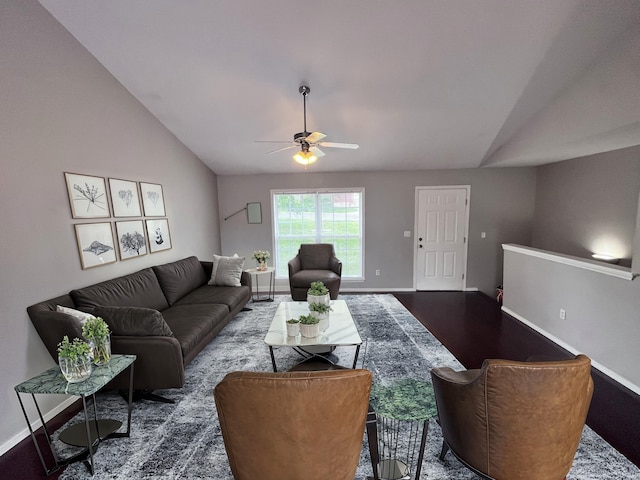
57 294 639 479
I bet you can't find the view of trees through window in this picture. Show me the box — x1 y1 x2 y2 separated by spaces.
272 189 363 279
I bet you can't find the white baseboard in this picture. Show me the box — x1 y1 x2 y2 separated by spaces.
0 396 77 457
502 306 640 396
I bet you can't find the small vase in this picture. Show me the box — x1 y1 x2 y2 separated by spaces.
89 335 111 365
59 354 92 383
300 323 320 338
286 322 300 336
257 260 267 271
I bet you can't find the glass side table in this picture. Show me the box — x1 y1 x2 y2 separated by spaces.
366 378 437 480
15 354 136 476
245 266 275 302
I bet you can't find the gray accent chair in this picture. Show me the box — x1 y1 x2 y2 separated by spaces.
288 244 342 301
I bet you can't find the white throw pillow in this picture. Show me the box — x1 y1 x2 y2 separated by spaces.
208 254 245 287
56 305 96 325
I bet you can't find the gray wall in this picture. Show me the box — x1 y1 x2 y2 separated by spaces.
217 168 536 295
532 147 640 267
0 1 221 452
503 247 640 391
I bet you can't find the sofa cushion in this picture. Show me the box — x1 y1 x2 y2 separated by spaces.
89 306 173 337
208 255 245 287
290 270 341 288
162 304 229 356
152 256 207 305
56 305 96 324
299 244 335 270
173 284 251 312
70 268 169 311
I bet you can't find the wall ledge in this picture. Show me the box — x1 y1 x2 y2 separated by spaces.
502 244 636 281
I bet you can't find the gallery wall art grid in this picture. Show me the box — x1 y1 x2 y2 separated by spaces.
65 172 172 270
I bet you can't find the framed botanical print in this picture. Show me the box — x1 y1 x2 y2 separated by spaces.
146 218 172 253
64 172 110 218
74 222 117 269
115 220 148 260
109 178 142 217
140 182 166 216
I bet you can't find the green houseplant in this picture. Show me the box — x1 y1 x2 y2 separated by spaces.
82 316 111 365
286 318 300 337
57 336 92 383
252 250 270 271
307 281 330 306
309 302 332 332
299 314 320 338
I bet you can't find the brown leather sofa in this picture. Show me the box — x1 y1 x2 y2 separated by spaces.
27 256 250 393
431 354 594 480
214 369 372 480
288 243 342 300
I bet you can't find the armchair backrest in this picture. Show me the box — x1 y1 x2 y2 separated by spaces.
214 369 372 480
299 243 336 270
434 354 593 480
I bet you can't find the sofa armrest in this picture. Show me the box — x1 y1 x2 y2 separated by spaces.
109 335 185 390
241 271 252 289
288 255 302 276
430 366 487 466
330 257 343 276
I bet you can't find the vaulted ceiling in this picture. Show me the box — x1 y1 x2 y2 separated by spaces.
39 0 640 175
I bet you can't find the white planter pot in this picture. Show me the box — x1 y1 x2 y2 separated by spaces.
300 323 320 338
307 293 330 306
310 311 330 332
286 322 300 336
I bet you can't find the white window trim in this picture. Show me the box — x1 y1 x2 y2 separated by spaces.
271 187 365 281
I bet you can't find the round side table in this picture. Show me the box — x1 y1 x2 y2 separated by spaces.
367 378 437 480
245 266 275 302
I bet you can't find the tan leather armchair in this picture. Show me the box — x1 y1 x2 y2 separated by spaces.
288 243 342 300
214 369 372 480
431 354 594 480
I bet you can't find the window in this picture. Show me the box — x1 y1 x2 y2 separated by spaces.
272 188 364 279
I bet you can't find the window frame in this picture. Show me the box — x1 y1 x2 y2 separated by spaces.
271 187 365 281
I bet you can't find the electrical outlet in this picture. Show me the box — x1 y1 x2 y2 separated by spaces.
481 232 486 239
403 231 411 237
559 308 566 320
375 269 381 276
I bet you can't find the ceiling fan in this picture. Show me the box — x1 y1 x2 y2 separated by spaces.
255 85 359 167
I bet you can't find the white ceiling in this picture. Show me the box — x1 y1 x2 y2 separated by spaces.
39 0 640 175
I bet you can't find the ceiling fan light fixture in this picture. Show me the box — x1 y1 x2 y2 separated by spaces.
293 150 318 165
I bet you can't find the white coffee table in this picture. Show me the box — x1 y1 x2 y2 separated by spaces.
264 300 362 372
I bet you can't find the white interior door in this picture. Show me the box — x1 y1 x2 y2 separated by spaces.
415 187 469 290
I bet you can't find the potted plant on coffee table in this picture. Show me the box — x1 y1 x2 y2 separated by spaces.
286 318 300 337
307 281 330 306
299 314 321 338
309 302 332 332
82 316 111 365
57 336 93 383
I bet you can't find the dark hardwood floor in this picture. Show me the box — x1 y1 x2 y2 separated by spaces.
394 291 640 469
2 291 638 478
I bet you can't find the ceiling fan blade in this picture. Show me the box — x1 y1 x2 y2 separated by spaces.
305 131 327 143
254 140 294 144
318 142 360 149
266 145 297 154
309 146 325 158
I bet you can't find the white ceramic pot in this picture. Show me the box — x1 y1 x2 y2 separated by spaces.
307 293 330 306
300 323 320 338
286 322 300 336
